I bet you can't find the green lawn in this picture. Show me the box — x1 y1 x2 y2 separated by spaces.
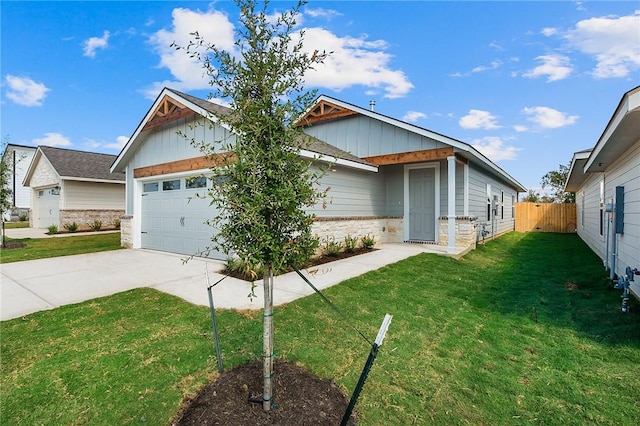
3 221 30 229
2 232 639 425
0 232 122 263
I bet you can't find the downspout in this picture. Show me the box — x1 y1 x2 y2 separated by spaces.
12 150 17 207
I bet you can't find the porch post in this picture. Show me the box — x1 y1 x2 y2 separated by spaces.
447 156 456 254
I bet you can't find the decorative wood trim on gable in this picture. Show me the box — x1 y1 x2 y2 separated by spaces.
363 147 455 166
142 96 196 132
297 100 358 126
133 153 236 178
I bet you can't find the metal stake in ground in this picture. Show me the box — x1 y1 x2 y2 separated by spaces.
205 264 225 373
340 313 393 426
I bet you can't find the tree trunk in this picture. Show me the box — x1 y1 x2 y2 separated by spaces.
262 264 274 411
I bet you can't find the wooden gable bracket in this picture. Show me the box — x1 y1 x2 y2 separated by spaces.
363 147 455 166
297 100 358 126
143 96 195 131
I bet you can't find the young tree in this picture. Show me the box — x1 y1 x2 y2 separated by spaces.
178 0 327 410
541 163 575 203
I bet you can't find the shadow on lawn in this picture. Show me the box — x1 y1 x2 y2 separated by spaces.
466 233 640 347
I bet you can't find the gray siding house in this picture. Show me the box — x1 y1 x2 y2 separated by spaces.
111 88 525 259
23 146 125 228
566 86 640 298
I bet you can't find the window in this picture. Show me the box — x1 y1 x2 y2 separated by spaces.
511 195 515 218
186 176 207 189
501 190 504 219
163 179 181 191
143 182 159 192
486 184 492 221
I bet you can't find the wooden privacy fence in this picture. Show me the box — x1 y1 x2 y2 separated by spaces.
515 202 577 233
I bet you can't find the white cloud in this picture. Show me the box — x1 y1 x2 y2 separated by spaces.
106 136 129 150
541 27 558 36
522 106 578 129
4 75 50 106
513 124 528 132
32 132 72 147
147 7 413 100
298 27 413 98
459 109 501 130
565 10 640 78
472 60 503 73
402 111 427 123
472 137 521 161
523 54 573 82
305 7 342 20
83 30 110 58
145 8 236 97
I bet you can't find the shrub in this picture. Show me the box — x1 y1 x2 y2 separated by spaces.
63 222 78 232
88 220 102 231
47 224 58 234
112 218 121 230
321 236 343 257
19 214 27 222
344 234 358 253
360 233 376 249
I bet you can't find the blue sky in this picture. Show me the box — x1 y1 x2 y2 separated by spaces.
2 1 639 193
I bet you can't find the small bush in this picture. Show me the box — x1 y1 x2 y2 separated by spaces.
321 237 343 257
360 234 376 249
344 234 358 253
112 218 121 230
47 224 58 234
19 214 27 222
63 222 78 232
88 220 102 231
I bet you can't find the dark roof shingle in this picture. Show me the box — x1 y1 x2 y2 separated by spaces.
40 146 124 181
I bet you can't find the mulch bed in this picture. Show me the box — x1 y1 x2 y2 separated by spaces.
225 248 376 281
1 241 27 249
173 360 357 425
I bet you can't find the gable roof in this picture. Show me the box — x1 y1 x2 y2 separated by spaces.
565 86 640 192
24 146 124 186
111 88 377 173
299 95 527 192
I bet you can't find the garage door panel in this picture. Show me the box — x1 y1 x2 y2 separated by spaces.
141 180 223 259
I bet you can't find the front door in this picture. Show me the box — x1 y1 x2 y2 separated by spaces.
408 168 436 241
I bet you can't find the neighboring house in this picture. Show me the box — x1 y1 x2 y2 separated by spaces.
565 85 640 298
111 88 526 259
1 144 36 221
23 146 125 228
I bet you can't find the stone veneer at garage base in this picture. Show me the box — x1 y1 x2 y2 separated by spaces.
119 215 484 255
59 209 124 228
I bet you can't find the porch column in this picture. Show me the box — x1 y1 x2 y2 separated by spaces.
447 156 456 254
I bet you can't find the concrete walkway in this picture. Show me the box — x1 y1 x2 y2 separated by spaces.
1 228 463 321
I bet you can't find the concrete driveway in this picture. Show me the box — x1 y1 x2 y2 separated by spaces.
1 244 435 321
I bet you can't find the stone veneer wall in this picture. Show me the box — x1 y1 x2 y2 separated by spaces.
311 216 404 246
119 215 133 248
438 216 478 252
60 209 124 228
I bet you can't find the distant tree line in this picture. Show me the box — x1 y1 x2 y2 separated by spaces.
521 163 575 204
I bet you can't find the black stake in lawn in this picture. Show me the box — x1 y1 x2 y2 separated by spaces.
293 268 393 424
340 314 393 426
205 265 226 373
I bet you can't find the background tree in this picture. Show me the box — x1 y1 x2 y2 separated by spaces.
1 136 14 246
178 0 327 411
541 163 575 203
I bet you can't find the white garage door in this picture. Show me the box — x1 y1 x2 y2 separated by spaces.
141 176 224 259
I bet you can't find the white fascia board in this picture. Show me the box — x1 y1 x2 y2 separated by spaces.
299 149 378 173
584 87 640 172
